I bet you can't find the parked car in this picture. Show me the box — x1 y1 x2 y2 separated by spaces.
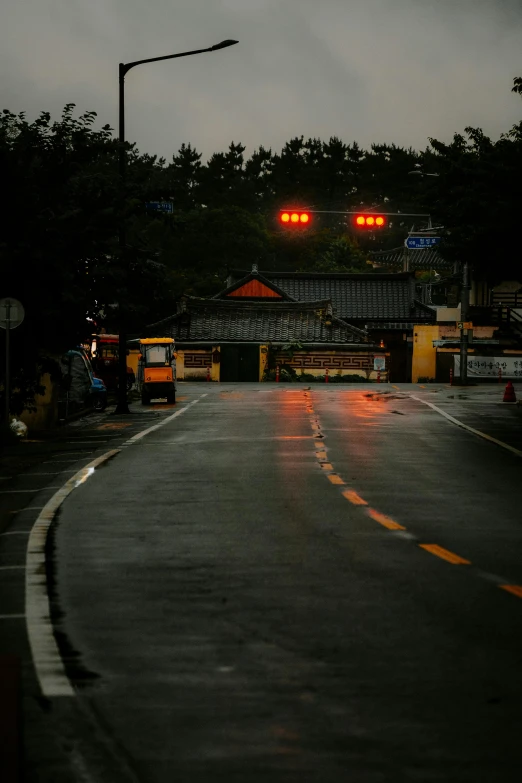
91 376 108 411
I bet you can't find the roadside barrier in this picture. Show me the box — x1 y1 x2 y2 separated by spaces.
275 365 280 383
206 366 211 382
325 368 329 383
503 380 517 403
449 368 453 386
377 370 381 384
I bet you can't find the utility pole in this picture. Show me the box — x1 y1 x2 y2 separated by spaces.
458 261 471 385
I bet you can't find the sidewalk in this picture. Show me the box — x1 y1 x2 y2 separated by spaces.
0 409 109 536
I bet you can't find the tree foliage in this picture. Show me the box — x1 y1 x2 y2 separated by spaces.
2 81 521 412
422 125 522 281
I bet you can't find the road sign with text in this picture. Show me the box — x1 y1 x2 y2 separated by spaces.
145 201 173 214
404 236 440 250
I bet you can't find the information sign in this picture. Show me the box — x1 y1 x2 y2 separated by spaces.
145 201 173 214
404 236 441 250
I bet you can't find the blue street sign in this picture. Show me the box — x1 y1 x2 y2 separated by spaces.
405 236 441 250
145 201 174 214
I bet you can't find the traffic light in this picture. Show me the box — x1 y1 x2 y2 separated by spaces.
354 214 386 228
279 211 311 226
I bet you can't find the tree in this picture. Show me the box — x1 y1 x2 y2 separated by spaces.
160 206 272 298
424 108 522 282
0 105 171 414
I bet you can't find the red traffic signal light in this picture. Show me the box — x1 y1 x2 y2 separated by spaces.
355 214 386 228
280 211 311 226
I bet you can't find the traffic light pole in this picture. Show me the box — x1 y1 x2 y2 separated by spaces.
458 261 471 385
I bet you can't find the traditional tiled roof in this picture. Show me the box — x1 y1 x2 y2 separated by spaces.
369 247 453 271
150 297 370 345
228 271 435 322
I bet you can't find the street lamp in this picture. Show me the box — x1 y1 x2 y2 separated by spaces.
115 39 238 414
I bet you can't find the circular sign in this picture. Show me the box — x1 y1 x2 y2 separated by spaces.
0 298 25 329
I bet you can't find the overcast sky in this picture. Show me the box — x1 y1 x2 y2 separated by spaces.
3 0 522 160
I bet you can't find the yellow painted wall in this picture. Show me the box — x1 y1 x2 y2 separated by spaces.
259 345 268 380
183 350 211 380
175 350 185 380
412 326 439 382
19 373 59 431
211 347 220 381
127 348 140 379
273 351 388 381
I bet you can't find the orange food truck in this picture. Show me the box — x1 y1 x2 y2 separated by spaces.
137 338 176 404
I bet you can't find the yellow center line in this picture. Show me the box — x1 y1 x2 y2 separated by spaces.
366 507 404 529
418 384 426 388
327 474 345 486
499 585 522 599
315 451 328 460
320 463 334 471
419 544 470 565
392 385 400 390
341 489 367 505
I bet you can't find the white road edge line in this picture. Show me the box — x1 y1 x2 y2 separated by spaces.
122 396 206 444
25 450 120 697
411 395 522 458
25 395 205 698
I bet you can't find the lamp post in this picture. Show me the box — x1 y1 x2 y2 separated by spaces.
115 39 238 414
457 260 471 385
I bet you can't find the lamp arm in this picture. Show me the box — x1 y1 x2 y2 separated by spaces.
121 47 212 76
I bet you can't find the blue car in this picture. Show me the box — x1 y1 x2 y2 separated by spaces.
91 376 108 411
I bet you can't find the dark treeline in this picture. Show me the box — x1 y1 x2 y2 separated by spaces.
1 80 521 411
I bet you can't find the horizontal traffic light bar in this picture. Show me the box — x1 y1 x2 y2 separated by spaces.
280 211 311 224
279 209 431 217
355 214 386 227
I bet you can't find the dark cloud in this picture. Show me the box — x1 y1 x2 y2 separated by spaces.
2 0 521 158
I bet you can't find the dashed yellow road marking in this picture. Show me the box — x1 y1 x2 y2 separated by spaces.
96 422 132 430
392 385 400 390
366 507 405 529
499 585 522 599
419 544 470 565
341 489 367 505
327 474 345 486
315 451 328 460
418 384 426 388
320 463 334 471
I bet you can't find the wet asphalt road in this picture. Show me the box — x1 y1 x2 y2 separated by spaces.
2 383 522 782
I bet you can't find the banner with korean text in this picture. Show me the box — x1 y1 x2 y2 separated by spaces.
454 356 522 378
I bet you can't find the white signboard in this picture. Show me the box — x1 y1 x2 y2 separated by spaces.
454 356 522 378
373 357 386 371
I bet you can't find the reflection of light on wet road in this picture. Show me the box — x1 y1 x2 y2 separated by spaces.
74 466 95 487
